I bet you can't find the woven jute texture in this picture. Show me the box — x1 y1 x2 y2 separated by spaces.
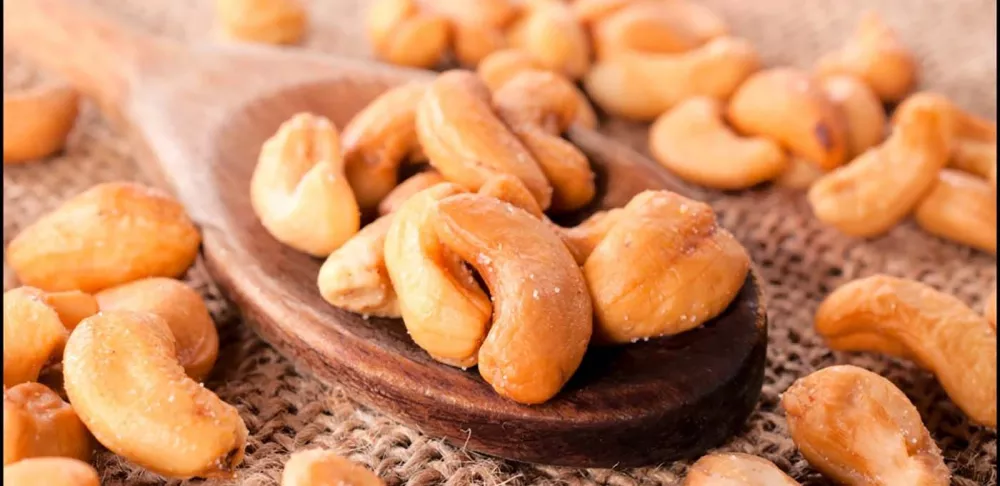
3 0 998 484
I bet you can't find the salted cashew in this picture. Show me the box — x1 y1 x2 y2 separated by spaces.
282 449 385 486
727 68 847 171
251 113 361 257
987 287 997 331
684 453 800 486
492 71 596 211
215 0 307 45
477 49 598 128
416 70 553 209
590 0 728 60
814 275 997 427
3 457 100 486
63 311 248 479
342 82 429 210
4 382 92 466
318 215 400 319
774 158 826 190
914 169 996 253
649 97 788 190
816 11 918 103
477 174 545 219
821 75 886 159
505 1 590 79
782 365 951 485
3 83 79 164
584 37 760 121
95 277 219 381
366 0 451 68
377 170 446 216
807 93 953 237
7 182 201 292
3 287 98 387
584 190 750 344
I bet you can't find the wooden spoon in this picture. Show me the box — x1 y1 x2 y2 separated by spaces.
5 0 767 468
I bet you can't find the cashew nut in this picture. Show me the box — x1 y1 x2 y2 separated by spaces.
558 209 625 264
3 457 99 486
282 449 385 486
590 0 728 60
816 11 918 103
820 75 887 159
505 1 591 79
7 182 201 292
814 275 997 427
366 0 451 68
215 0 307 45
649 97 788 190
781 365 951 486
684 453 800 486
95 277 219 382
377 170 446 217
477 49 598 128
3 83 79 164
426 0 517 66
342 82 429 210
584 190 750 344
584 36 760 121
63 311 248 478
318 215 400 318
807 93 953 237
774 158 826 190
251 113 361 257
727 68 847 171
4 382 92 466
914 169 996 253
944 105 996 184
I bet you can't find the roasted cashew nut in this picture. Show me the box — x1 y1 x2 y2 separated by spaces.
505 1 591 79
282 449 385 486
814 275 997 427
4 382 93 466
3 82 79 164
251 113 361 256
377 170 446 217
590 0 728 60
366 0 451 68
782 365 951 485
425 0 517 66
821 75 886 159
584 37 760 121
649 97 788 190
3 457 100 486
63 311 248 478
816 11 918 103
215 0 307 45
808 93 954 237
684 453 800 486
914 169 996 253
318 215 400 318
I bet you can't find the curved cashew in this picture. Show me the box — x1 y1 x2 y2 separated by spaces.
914 169 996 253
506 2 590 79
477 49 598 128
590 0 728 60
584 37 760 121
493 71 596 211
584 191 750 344
282 449 385 486
342 82 429 210
3 457 100 486
782 365 950 486
774 158 826 190
477 174 546 219
684 453 800 486
727 68 847 171
416 70 553 208
649 97 788 190
814 275 997 427
821 75 886 159
366 0 450 68
250 113 361 257
318 215 400 318
3 83 79 164
808 93 953 237
95 277 219 381
215 0 307 45
63 311 248 478
4 382 93 466
377 170 446 217
816 11 918 103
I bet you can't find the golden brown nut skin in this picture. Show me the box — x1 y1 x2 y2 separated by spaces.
4 287 71 386
820 75 887 159
3 83 79 164
684 452 801 486
216 0 307 45
814 275 997 427
591 0 727 60
782 365 950 486
7 182 201 293
281 449 385 486
3 382 93 466
914 169 996 254
318 215 400 318
96 277 219 382
367 0 451 68
3 457 100 486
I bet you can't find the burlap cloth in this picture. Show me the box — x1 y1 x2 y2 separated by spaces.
2 0 998 484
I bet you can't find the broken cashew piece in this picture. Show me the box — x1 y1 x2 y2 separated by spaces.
377 170 446 217
3 83 79 164
814 275 997 427
282 449 385 486
590 0 728 60
816 11 918 103
808 93 954 237
684 452 800 486
584 36 760 121
727 68 848 170
782 365 951 486
216 0 307 45
914 169 997 253
251 113 361 257
649 97 788 190
366 0 450 68
821 75 887 159
63 311 248 479
4 382 93 466
95 277 220 382
3 457 100 486
318 215 400 318
506 1 591 79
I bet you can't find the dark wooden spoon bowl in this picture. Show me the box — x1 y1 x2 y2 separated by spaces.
5 0 767 468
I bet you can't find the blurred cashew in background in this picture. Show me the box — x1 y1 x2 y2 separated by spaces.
506 1 591 79
366 0 450 68
3 83 79 164
820 75 887 159
3 457 100 486
4 382 93 466
589 0 728 60
914 169 996 253
684 453 801 486
215 0 307 45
